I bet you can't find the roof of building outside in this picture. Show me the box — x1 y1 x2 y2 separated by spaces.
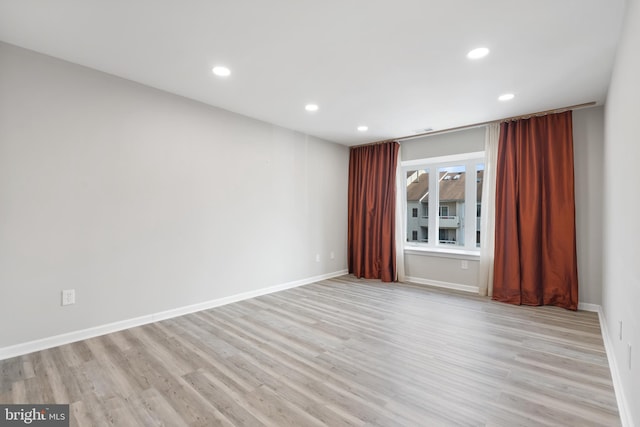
406 170 483 202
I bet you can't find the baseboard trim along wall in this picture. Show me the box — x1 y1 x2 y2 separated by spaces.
0 270 348 361
596 305 633 427
578 300 631 426
577 302 600 312
405 276 479 294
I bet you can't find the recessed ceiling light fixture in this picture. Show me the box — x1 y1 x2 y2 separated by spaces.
467 47 490 59
498 93 515 101
357 125 368 132
212 66 231 77
305 104 319 112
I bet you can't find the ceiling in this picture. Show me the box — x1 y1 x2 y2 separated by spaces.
0 0 626 146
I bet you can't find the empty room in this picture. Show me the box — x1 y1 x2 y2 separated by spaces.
1 0 639 426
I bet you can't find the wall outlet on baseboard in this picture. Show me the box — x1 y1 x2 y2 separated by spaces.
330 251 335 260
628 343 632 370
315 254 320 262
461 260 468 270
62 289 75 306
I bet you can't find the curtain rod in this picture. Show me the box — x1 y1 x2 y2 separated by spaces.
355 101 597 147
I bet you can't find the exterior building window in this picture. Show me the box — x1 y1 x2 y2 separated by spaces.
403 152 484 252
439 165 463 245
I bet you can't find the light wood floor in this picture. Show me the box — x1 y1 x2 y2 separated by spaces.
0 276 620 426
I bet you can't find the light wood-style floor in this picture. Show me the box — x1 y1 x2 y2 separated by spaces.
0 276 620 426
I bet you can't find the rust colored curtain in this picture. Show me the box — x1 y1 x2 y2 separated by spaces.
348 141 399 282
493 111 578 310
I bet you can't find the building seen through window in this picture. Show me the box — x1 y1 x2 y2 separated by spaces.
405 160 484 250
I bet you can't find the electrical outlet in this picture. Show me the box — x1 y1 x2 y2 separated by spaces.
62 289 75 306
461 260 468 270
629 343 632 370
315 254 320 262
619 320 623 341
330 251 335 260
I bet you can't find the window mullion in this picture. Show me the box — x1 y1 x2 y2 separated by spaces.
429 167 438 247
464 160 476 250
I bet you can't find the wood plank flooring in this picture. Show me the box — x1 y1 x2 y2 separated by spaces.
0 276 621 426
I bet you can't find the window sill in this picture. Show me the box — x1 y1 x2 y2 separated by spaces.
404 245 481 260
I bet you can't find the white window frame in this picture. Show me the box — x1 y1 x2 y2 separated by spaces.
402 151 484 256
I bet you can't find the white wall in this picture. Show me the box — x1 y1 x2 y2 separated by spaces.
603 0 640 424
0 42 349 349
400 111 605 306
404 252 480 292
573 106 605 306
401 127 485 160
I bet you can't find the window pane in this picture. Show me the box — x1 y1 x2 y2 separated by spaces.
476 164 484 248
438 166 464 246
406 169 429 242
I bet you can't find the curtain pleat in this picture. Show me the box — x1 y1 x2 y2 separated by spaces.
348 142 399 282
478 123 499 297
395 145 406 282
493 111 578 310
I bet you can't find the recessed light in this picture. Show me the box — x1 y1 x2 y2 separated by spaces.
305 104 319 112
212 66 231 77
498 93 515 101
357 126 368 132
467 47 490 59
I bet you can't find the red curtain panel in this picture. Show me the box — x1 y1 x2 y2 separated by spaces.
493 111 579 310
348 141 399 282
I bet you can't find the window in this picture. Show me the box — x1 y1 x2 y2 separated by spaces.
403 152 484 252
476 164 483 248
406 168 429 243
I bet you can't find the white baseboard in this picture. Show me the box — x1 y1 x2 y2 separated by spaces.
577 302 600 312
0 270 347 361
405 276 479 294
596 305 634 427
